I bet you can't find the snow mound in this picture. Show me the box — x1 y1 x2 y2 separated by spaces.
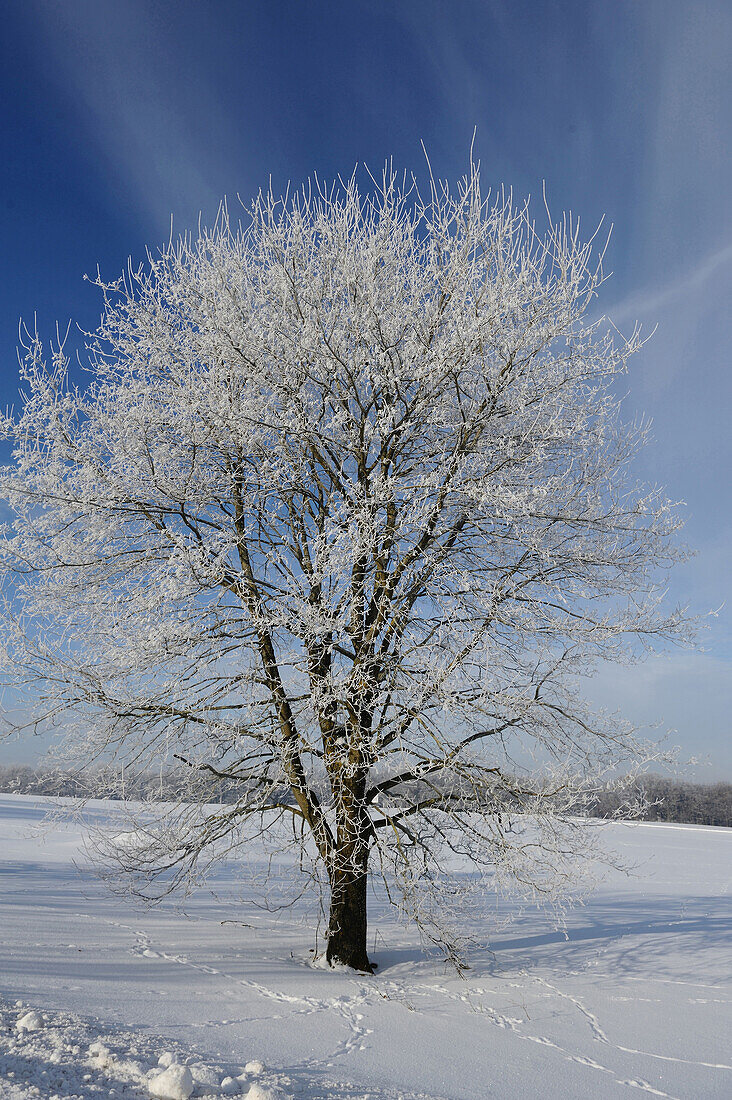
244 1085 287 1100
88 1039 115 1068
15 1010 43 1032
149 1063 194 1099
243 1060 265 1076
189 1060 223 1088
0 995 283 1100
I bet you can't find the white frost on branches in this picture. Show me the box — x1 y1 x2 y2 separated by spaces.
0 160 692 964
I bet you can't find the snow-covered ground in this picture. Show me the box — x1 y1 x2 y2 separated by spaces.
0 795 729 1099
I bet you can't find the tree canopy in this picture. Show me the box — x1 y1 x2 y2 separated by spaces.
0 163 690 969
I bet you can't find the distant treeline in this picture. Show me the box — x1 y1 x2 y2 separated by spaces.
587 774 732 828
0 763 236 803
0 764 730 828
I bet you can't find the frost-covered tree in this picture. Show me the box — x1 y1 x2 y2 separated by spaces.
0 162 690 971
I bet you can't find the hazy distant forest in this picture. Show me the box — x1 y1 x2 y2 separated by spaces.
1 764 729 828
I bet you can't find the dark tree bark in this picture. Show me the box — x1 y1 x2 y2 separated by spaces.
325 761 374 973
326 858 373 972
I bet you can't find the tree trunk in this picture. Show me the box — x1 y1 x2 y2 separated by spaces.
326 857 373 972
324 732 374 973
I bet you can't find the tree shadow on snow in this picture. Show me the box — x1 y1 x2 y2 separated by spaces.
467 893 732 984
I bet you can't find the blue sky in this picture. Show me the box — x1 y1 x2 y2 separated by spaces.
1 0 730 776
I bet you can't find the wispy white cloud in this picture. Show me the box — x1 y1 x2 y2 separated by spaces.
26 1 233 235
607 240 732 328
638 2 732 278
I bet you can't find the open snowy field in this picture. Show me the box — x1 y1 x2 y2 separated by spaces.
0 794 729 1100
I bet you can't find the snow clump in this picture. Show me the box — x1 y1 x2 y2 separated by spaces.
158 1050 180 1067
1 993 288 1099
15 1009 43 1031
189 1060 224 1089
149 1061 195 1099
88 1039 115 1068
244 1084 288 1100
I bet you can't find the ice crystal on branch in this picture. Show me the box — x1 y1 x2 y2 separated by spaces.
0 159 691 970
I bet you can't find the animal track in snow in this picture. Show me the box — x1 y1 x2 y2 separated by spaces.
619 1078 679 1097
532 976 608 1043
98 914 732 1096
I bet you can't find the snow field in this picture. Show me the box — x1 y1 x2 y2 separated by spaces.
0 794 730 1099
